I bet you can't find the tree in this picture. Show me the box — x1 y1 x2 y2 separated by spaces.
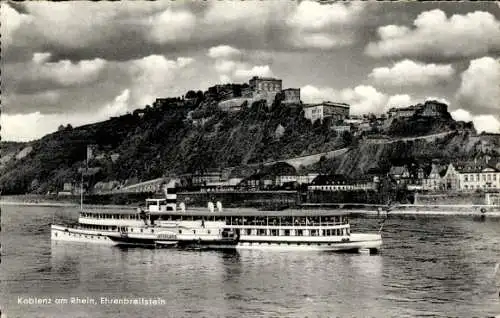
185 90 197 99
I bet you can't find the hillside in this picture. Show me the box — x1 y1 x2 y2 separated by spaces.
309 130 500 177
0 92 346 194
0 87 498 195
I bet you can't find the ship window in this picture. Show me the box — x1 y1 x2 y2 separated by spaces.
140 229 143 233
179 230 182 234
208 230 211 234
284 229 290 236
151 229 154 233
193 230 196 234
246 229 252 235
310 229 318 236
131 229 133 232
258 229 266 236
270 229 278 236
296 229 303 236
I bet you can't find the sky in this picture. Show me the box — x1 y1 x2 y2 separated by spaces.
1 1 499 141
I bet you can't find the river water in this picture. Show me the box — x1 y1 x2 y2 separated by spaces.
1 204 500 317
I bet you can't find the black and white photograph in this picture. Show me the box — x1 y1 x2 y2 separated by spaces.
1 1 500 317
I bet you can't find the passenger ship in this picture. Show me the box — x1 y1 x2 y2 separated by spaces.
51 188 382 253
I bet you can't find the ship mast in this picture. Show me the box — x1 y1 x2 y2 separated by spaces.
80 145 89 211
80 166 84 211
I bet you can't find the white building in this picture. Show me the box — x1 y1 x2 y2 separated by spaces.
308 175 377 192
303 102 350 123
458 166 500 191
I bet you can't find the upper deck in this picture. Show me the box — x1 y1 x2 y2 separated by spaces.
159 207 350 218
79 207 349 220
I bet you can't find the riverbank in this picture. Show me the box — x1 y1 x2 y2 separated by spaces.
2 197 499 217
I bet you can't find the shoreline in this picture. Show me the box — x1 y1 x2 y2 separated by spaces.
2 200 499 217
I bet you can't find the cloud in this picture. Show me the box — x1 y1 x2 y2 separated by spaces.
32 52 52 64
1 90 131 142
202 1 287 36
301 84 450 115
99 89 130 118
386 94 416 108
451 109 500 133
287 1 364 30
340 85 389 115
366 9 500 60
32 53 107 86
207 45 274 82
125 54 195 107
207 45 242 60
301 84 390 114
286 1 364 49
0 3 32 48
369 59 455 86
456 56 500 114
147 8 196 44
301 85 338 103
233 66 274 81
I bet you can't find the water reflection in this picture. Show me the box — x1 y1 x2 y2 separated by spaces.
5 205 500 317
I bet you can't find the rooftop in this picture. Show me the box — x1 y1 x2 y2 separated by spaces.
303 101 350 109
250 76 282 81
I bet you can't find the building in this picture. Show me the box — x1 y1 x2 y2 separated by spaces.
118 178 166 193
387 105 421 119
406 166 427 191
247 76 283 109
303 101 350 123
63 182 74 192
387 100 448 119
192 170 226 186
331 125 351 134
423 164 445 191
441 163 461 191
218 98 247 112
281 88 301 105
249 76 282 93
308 174 377 192
201 177 244 192
421 100 448 117
456 161 500 191
388 165 410 185
296 173 319 185
274 175 298 187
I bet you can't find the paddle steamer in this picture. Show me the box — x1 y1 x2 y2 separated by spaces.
51 188 382 253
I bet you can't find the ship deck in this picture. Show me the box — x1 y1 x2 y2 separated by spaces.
83 206 351 217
